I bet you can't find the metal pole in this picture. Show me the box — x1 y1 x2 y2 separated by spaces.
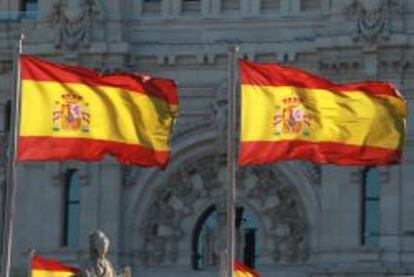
224 46 239 277
1 33 24 277
28 249 35 277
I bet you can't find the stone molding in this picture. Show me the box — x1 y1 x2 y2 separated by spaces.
140 155 309 266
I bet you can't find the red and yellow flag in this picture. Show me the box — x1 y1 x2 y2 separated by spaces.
234 260 261 277
18 55 178 168
32 255 80 277
239 60 407 166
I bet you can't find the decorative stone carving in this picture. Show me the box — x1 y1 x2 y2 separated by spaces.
344 0 402 43
80 230 130 277
121 166 137 187
210 81 228 156
300 161 321 186
50 162 89 186
51 0 104 50
210 197 227 269
143 186 188 265
141 156 309 266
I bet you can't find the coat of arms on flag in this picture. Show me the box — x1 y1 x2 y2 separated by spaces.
53 91 90 133
274 95 310 136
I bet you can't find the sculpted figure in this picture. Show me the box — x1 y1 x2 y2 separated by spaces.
52 0 104 49
344 0 401 43
80 230 130 277
210 82 228 156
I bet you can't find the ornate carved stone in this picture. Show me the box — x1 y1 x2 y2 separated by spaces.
141 156 310 266
209 81 228 156
80 230 130 277
51 0 104 50
344 0 402 43
300 161 321 186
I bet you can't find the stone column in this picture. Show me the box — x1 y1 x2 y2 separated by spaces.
240 0 250 16
401 148 414 252
363 46 379 79
37 0 52 18
320 166 362 251
211 0 221 16
291 0 301 14
171 0 181 16
105 0 122 42
250 0 260 16
321 0 330 15
132 0 143 17
280 0 291 15
161 0 173 17
379 166 401 263
97 161 122 264
79 163 99 248
201 0 211 16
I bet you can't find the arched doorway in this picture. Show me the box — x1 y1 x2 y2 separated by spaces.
192 204 260 270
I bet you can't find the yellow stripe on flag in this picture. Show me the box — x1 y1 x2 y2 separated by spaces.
241 85 406 149
20 80 177 151
234 270 256 277
32 269 77 277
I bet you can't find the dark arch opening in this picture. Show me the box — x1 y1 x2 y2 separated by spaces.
192 204 259 270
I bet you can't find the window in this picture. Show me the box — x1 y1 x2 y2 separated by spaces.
192 205 259 270
301 0 321 12
182 0 201 15
261 0 281 14
143 0 162 15
63 169 81 247
361 168 380 247
221 0 240 14
21 0 38 18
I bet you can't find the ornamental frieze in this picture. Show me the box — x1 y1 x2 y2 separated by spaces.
51 0 104 50
141 156 310 266
344 0 402 43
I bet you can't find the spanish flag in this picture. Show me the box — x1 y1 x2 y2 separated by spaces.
234 260 261 277
18 55 178 168
239 60 407 166
32 255 80 277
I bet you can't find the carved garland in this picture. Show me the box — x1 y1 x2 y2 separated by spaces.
141 156 309 266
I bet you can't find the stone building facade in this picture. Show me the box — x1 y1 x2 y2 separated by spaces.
0 0 414 276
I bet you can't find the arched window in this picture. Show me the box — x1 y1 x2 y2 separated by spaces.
182 0 201 15
62 169 81 247
221 0 240 14
261 0 281 14
192 205 260 270
361 167 380 246
20 0 37 18
143 0 162 15
301 0 321 12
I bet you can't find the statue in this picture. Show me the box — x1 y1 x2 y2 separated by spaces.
210 81 228 156
51 0 104 49
344 0 402 43
80 230 130 277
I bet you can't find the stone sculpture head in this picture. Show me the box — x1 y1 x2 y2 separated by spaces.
89 230 110 260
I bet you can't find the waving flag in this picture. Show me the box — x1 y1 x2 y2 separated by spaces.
239 60 407 166
234 260 261 277
32 255 80 277
18 55 178 168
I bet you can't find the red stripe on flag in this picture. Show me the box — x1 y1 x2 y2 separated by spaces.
239 140 402 166
18 137 170 168
32 256 80 273
240 60 401 97
20 55 178 105
234 260 261 277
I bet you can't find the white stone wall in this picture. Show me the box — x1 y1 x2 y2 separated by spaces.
0 0 413 276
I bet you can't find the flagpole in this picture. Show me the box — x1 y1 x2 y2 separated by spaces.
224 45 239 277
28 249 35 277
1 33 24 277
